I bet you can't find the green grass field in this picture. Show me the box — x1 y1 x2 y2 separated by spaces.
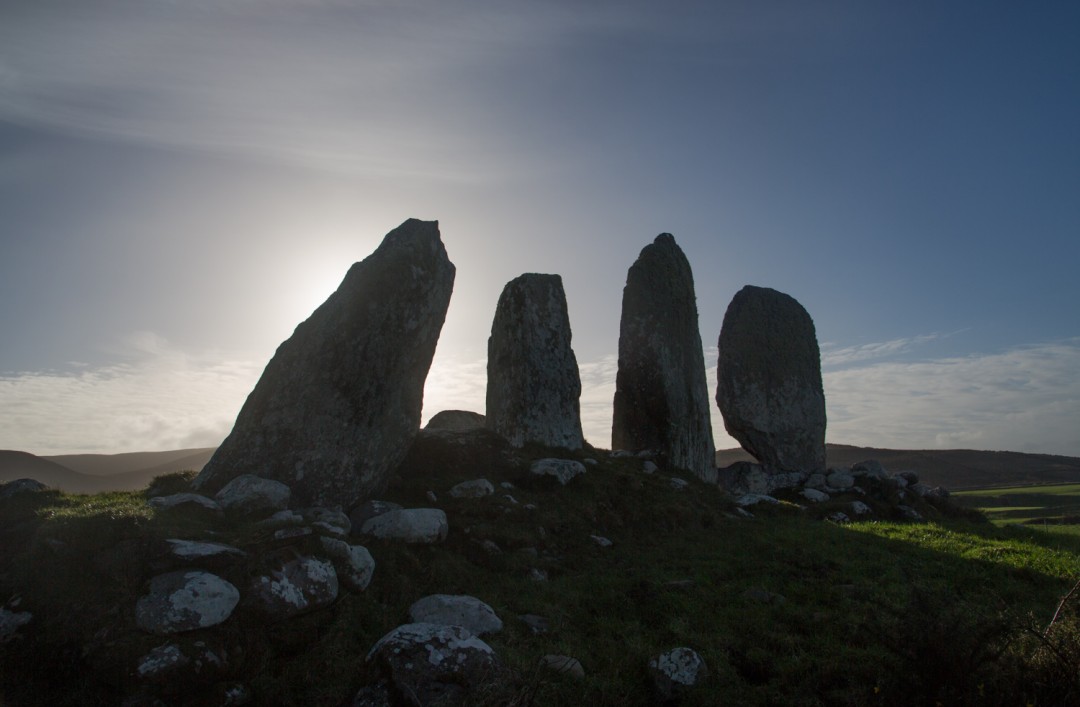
954 483 1080 530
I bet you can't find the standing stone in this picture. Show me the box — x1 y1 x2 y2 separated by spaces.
486 274 583 450
612 234 715 480
715 285 826 473
193 219 455 508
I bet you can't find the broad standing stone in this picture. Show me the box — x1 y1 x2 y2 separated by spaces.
715 285 826 473
612 234 715 480
486 274 583 450
193 219 455 508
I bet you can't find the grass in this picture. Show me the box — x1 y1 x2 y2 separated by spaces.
955 483 1080 527
3 441 1080 705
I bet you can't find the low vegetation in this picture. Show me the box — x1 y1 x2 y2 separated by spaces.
3 444 1080 705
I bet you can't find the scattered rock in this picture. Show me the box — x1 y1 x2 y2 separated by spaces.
590 535 613 548
486 273 583 450
147 493 222 514
735 493 778 507
851 460 888 480
214 475 291 516
360 508 448 544
350 500 403 534
352 681 393 707
164 539 246 563
612 233 715 480
648 646 708 701
135 571 240 635
319 537 375 592
408 594 503 636
642 460 659 474
540 654 585 679
801 488 830 503
367 623 500 707
193 218 456 508
851 500 872 515
715 285 826 473
519 614 549 634
449 479 495 499
248 551 339 620
529 458 586 485
826 470 855 491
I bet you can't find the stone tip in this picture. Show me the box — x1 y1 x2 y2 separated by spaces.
654 233 676 246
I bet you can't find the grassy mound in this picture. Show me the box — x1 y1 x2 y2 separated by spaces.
3 438 1080 705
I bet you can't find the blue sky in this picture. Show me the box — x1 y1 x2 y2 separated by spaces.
1 0 1078 456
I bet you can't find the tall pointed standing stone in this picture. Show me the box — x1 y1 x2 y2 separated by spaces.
193 218 456 508
486 274 583 450
612 234 715 480
715 285 826 473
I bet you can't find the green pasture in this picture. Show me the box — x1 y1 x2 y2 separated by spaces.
954 483 1080 531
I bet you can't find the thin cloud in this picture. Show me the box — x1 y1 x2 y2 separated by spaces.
821 332 947 367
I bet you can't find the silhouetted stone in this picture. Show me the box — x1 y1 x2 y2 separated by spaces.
486 274 583 449
715 285 826 472
612 234 715 480
424 410 485 433
193 219 455 508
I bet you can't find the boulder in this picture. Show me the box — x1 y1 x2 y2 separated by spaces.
408 594 503 636
367 623 500 707
193 218 456 508
301 507 351 537
826 470 855 491
164 539 246 563
248 551 339 620
425 410 486 433
0 478 47 499
214 475 291 516
529 458 586 485
612 234 715 480
448 479 494 499
801 488 830 503
349 500 403 534
135 571 240 634
319 537 375 592
360 508 448 544
648 647 708 701
715 285 826 472
851 459 888 480
486 273 583 450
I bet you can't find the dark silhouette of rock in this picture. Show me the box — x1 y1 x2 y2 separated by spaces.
612 234 715 480
715 285 826 472
193 218 455 508
424 410 485 433
485 274 583 450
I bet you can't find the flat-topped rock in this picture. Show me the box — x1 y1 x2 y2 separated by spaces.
408 594 503 636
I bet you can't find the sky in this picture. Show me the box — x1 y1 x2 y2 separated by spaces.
1 0 1078 458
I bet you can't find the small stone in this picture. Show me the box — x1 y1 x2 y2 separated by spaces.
165 539 246 561
500 481 515 489
426 490 438 503
540 655 584 679
502 494 519 504
360 508 448 544
590 535 613 548
274 527 313 541
583 458 598 466
519 614 549 634
648 647 708 701
642 461 659 474
735 493 778 507
449 479 495 499
669 477 690 491
527 568 549 582
801 488 830 503
898 504 922 520
148 493 222 513
408 594 503 636
826 511 850 523
0 608 32 643
743 587 785 604
850 500 872 515
895 470 920 486
480 540 502 554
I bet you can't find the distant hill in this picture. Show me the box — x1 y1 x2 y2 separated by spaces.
1 448 215 494
716 444 1080 490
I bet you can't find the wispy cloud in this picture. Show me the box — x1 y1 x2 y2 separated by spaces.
820 332 958 367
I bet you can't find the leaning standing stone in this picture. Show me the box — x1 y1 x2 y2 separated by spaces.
486 274 583 450
612 234 715 481
715 285 826 473
193 218 456 508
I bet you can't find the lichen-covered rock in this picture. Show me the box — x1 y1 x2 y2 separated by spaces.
248 551 339 620
349 500 403 535
648 646 708 701
164 539 246 563
529 458 586 485
486 273 583 450
612 234 715 480
367 623 500 707
360 508 448 543
147 493 222 514
193 218 456 508
319 537 375 592
135 571 240 634
214 474 291 516
715 285 826 473
301 507 352 537
408 594 503 636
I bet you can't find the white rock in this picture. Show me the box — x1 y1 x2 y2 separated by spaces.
648 647 708 701
136 571 240 634
408 594 503 636
360 508 448 544
529 459 586 485
449 479 495 498
320 537 375 591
